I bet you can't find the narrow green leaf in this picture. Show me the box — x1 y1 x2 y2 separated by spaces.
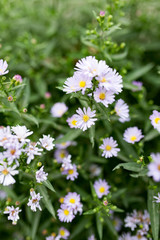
37 185 56 219
54 129 82 144
144 129 159 142
148 189 159 240
31 211 41 239
96 212 103 240
83 206 102 215
21 113 39 127
90 181 97 198
43 180 55 192
70 217 91 238
103 215 118 240
113 162 142 172
89 125 95 148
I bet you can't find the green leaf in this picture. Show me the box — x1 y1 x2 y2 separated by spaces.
83 206 102 215
37 185 56 219
144 129 159 142
96 212 103 240
148 189 159 240
54 129 82 144
70 217 91 238
43 180 55 192
90 181 97 198
21 113 39 127
103 215 118 240
31 211 41 239
21 79 30 108
89 125 95 148
113 162 142 172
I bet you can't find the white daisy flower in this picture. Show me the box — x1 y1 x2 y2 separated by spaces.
119 233 133 240
149 110 160 132
57 204 75 222
11 125 33 142
27 189 43 212
50 103 68 118
55 135 76 149
74 107 97 131
63 76 77 94
61 155 73 170
67 114 78 129
97 67 123 94
3 140 23 165
0 59 9 75
38 134 55 151
62 164 79 181
25 142 43 164
54 149 69 163
36 166 48 183
115 99 130 123
4 206 21 225
153 192 160 203
0 162 19 186
99 137 120 158
148 153 160 182
0 126 12 147
75 56 108 78
93 86 115 107
58 227 70 239
94 179 110 198
123 127 144 144
63 192 83 214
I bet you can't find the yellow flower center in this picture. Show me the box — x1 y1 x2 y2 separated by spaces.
32 199 38 203
157 165 160 171
64 209 69 215
71 120 77 126
155 117 160 124
99 92 105 100
60 152 65 158
105 145 112 151
2 169 9 175
130 136 137 141
51 232 56 237
79 81 86 88
99 187 105 193
68 169 74 175
69 198 75 204
100 77 107 83
11 210 15 216
59 197 64 204
83 114 89 122
61 142 66 146
91 69 97 73
1 137 7 142
60 230 65 236
10 149 16 155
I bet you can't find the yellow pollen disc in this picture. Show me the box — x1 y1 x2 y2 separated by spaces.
83 114 89 122
155 117 160 124
157 165 160 171
71 120 77 126
60 152 65 158
61 142 66 146
11 210 15 216
59 197 64 203
51 233 56 237
106 145 112 151
99 187 105 193
32 199 38 203
100 77 107 83
99 92 105 100
60 230 65 236
91 69 97 73
10 149 16 155
79 81 86 88
64 209 69 215
69 198 75 204
130 136 137 141
2 169 9 175
68 169 74 175
1 137 7 142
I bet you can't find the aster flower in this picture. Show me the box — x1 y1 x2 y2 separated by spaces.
0 126 12 147
4 206 21 225
11 125 33 142
0 59 9 75
115 99 130 123
58 227 70 239
3 140 23 165
27 189 43 212
153 192 160 203
50 103 68 118
63 72 92 95
93 86 115 107
36 166 48 183
75 56 108 78
0 162 19 186
55 135 76 149
132 81 143 91
61 155 73 171
63 192 83 214
38 135 55 151
13 74 23 83
123 127 144 144
54 149 69 163
97 67 123 94
67 114 78 129
89 164 102 178
119 233 133 240
94 179 110 198
65 164 79 181
112 217 123 231
25 142 43 164
99 137 120 158
148 153 160 181
74 107 97 131
149 110 160 132
57 204 75 222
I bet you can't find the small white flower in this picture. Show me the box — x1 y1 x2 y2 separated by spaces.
0 126 12 147
65 164 79 181
63 192 83 215
38 135 55 151
94 179 110 198
149 110 160 132
3 140 23 165
67 115 78 129
93 86 115 107
55 135 76 149
123 127 144 144
25 142 43 164
74 107 97 131
0 162 18 186
99 137 120 158
57 204 75 222
115 99 130 123
88 234 96 240
54 149 69 163
153 192 160 203
50 103 68 118
61 155 73 170
0 59 9 75
36 166 48 183
11 125 33 142
148 153 160 182
27 189 43 212
4 206 21 225
58 227 70 239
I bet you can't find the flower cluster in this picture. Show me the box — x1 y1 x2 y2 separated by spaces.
61 155 79 181
46 227 70 240
57 192 83 222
